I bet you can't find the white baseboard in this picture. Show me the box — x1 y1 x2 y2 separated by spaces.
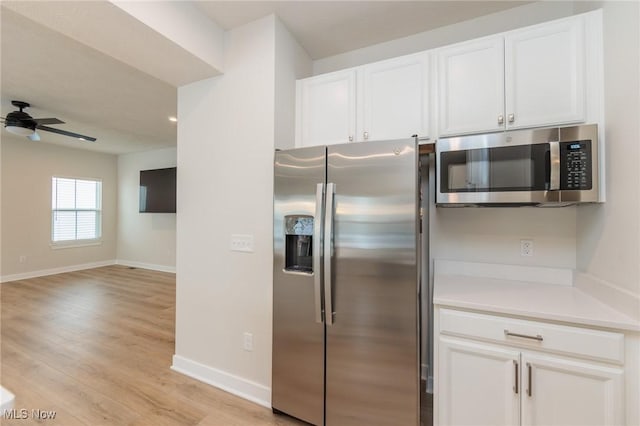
0 260 116 283
171 354 271 408
115 259 176 274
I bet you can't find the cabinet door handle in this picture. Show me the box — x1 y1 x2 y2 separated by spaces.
504 330 543 341
513 360 519 394
498 115 504 125
508 113 515 123
348 135 353 142
526 362 532 397
363 131 369 140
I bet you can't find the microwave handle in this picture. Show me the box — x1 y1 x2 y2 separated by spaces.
549 141 560 191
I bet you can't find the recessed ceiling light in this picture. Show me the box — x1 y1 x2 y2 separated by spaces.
168 116 178 122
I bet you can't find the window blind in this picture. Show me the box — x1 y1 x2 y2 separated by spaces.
51 177 102 242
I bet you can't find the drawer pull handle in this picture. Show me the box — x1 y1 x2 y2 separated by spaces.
504 330 543 341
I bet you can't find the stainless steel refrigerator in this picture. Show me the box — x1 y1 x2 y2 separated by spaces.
273 138 420 426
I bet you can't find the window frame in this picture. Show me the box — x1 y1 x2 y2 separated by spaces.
50 176 103 248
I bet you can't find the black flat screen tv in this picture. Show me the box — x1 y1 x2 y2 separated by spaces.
139 167 176 213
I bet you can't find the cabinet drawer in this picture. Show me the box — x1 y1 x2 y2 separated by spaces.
439 308 624 364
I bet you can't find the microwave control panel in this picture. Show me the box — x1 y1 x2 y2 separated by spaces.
560 140 592 190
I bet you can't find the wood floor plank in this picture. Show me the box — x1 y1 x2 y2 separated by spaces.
0 266 301 426
1 265 431 425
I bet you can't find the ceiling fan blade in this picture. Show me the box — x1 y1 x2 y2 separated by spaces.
28 131 41 141
36 125 96 142
33 118 64 125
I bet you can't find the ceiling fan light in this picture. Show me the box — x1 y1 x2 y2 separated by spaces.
5 124 35 136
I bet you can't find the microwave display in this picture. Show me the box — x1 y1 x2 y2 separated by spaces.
560 140 592 190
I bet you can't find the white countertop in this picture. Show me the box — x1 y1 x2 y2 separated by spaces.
433 261 640 332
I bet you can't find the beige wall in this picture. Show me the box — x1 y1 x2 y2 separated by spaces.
313 1 576 75
275 18 312 150
116 147 177 271
1 136 117 280
575 1 640 298
175 15 312 405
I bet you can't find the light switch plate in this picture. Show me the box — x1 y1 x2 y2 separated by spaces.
231 234 254 253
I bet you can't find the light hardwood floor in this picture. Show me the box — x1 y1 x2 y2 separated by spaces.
1 266 431 425
0 266 304 426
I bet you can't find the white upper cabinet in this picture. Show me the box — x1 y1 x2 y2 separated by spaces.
438 14 590 137
437 37 505 136
359 52 430 141
295 53 431 148
296 11 601 144
296 69 357 147
505 17 585 130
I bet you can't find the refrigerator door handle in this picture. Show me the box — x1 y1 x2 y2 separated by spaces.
313 183 324 324
324 182 335 325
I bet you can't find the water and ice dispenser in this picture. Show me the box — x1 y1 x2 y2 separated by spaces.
284 215 314 273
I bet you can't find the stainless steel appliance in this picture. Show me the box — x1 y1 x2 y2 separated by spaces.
273 139 420 426
436 124 602 206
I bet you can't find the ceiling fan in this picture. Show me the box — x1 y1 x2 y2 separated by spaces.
1 100 96 142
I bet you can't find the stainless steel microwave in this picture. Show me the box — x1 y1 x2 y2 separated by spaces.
436 124 602 206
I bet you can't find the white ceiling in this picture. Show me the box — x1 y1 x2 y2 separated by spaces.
0 5 179 155
195 1 532 60
1 1 531 155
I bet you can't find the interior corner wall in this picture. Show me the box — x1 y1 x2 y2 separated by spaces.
274 17 312 150
0 137 117 280
175 15 278 402
116 147 177 272
575 1 640 297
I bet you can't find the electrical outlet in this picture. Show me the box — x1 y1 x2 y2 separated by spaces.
231 234 254 253
19 255 27 264
520 239 534 257
243 332 253 351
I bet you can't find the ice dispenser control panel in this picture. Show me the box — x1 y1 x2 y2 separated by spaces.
560 140 592 190
284 215 314 273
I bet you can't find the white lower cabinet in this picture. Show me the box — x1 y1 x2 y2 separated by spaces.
521 353 623 426
438 337 520 426
436 309 626 426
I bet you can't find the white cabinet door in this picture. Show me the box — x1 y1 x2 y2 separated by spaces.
438 337 520 426
359 52 429 141
521 353 624 426
505 16 586 129
438 36 505 136
297 69 356 147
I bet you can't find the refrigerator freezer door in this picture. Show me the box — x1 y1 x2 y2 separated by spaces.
325 139 420 425
273 146 326 425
